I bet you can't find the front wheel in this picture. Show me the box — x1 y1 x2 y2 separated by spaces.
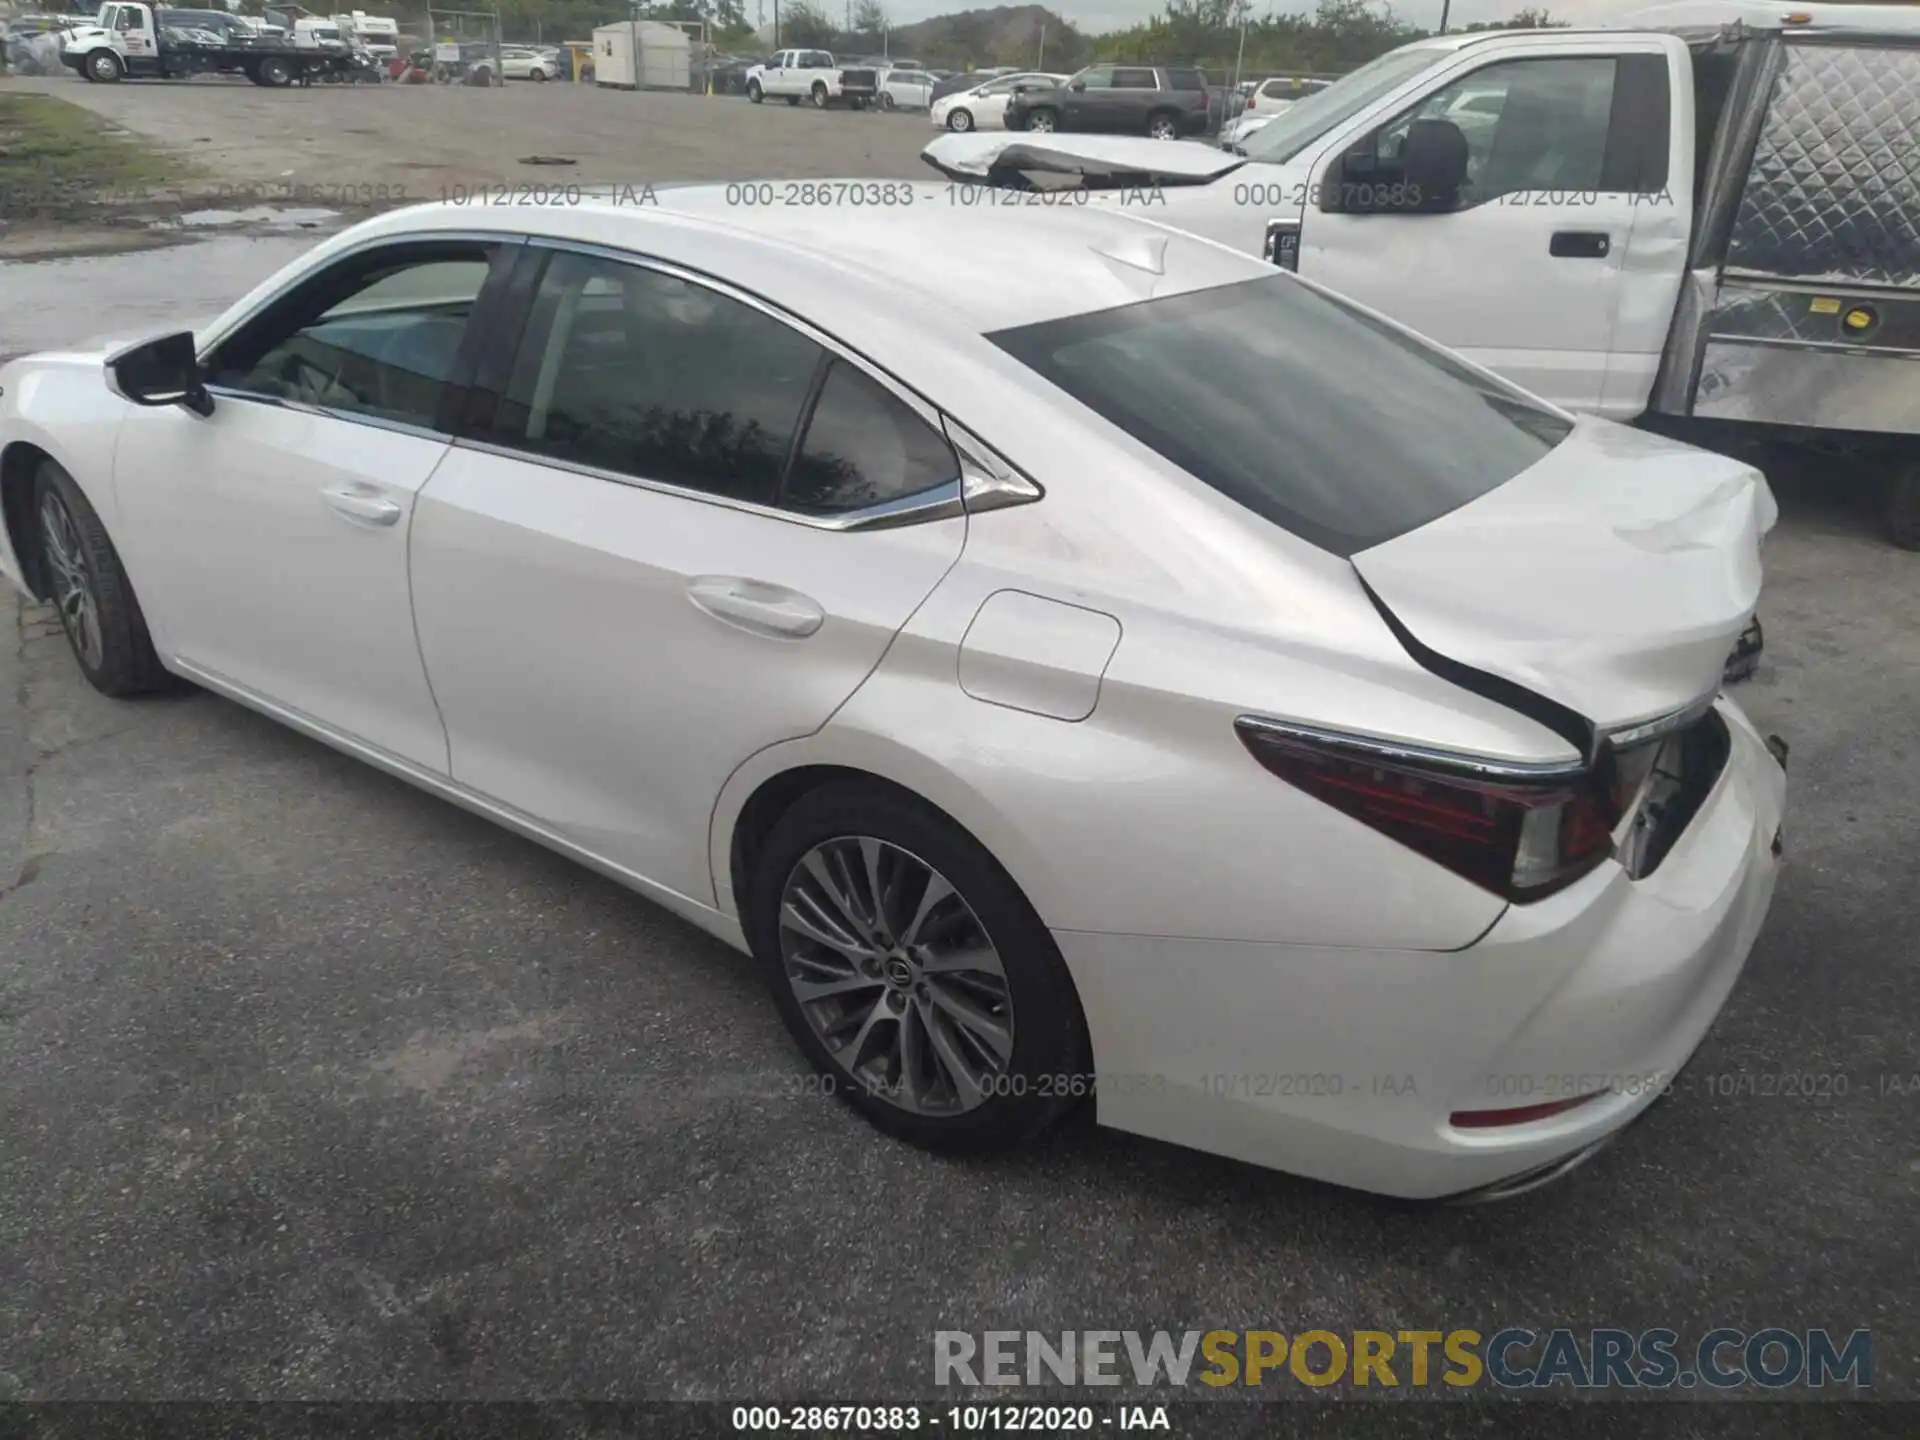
879 91 895 111
810 82 829 109
86 49 123 82
1887 462 1920 550
749 782 1089 1153
947 107 973 132
257 55 293 87
32 461 173 698
1023 108 1056 134
747 79 762 102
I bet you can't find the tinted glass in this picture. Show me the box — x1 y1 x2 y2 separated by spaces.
1077 67 1113 90
495 252 822 505
1167 69 1205 91
1112 68 1156 90
209 248 491 430
990 277 1571 558
783 360 959 515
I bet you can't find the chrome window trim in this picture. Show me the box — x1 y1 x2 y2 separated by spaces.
193 230 520 368
1234 714 1588 782
944 417 1043 516
451 437 968 533
203 385 451 443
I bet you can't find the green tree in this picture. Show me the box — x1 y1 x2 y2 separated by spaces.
781 0 837 48
849 0 887 51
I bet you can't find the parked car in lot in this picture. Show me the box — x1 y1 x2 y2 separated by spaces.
929 64 1017 104
877 66 938 110
494 43 559 80
745 48 878 109
926 2 1920 545
1007 63 1213 139
0 191 1785 1201
929 71 1064 133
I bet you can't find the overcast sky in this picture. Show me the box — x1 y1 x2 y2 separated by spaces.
829 0 1669 36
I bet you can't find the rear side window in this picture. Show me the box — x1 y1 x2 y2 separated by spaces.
1113 67 1157 90
1167 69 1205 91
783 360 960 515
990 277 1571 558
493 251 821 505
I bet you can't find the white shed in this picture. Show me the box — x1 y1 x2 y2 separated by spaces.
591 20 690 90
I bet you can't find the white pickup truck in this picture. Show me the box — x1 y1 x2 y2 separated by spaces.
925 1 1920 547
744 49 878 110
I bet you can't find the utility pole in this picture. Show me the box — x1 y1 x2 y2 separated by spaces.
773 0 779 47
1438 0 1451 34
1037 21 1045 69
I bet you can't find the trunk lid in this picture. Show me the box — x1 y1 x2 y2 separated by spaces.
922 132 1245 189
1350 419 1775 732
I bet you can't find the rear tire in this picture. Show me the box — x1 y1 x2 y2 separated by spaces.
748 780 1090 1154
1146 110 1178 140
30 460 174 699
1887 463 1920 551
257 55 293 87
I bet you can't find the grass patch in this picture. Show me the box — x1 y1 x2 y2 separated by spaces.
0 92 186 216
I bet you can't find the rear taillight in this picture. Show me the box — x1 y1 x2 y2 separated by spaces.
1234 718 1618 902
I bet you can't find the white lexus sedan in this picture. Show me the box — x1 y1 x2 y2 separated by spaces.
0 193 1786 1201
929 71 1064 132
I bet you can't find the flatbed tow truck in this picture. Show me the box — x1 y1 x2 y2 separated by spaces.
61 1 354 86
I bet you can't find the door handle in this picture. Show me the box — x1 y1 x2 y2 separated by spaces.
322 485 403 526
1549 230 1612 259
687 576 825 639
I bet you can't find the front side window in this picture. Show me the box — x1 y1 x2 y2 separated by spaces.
1075 66 1114 90
206 244 494 431
783 360 959 516
990 276 1570 558
1372 56 1618 203
492 251 821 505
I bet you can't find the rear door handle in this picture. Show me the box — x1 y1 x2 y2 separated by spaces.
322 485 404 526
1549 231 1612 259
687 576 825 639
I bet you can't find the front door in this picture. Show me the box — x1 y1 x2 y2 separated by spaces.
113 239 513 771
1297 39 1691 416
409 245 969 905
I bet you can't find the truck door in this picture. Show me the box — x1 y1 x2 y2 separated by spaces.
113 2 158 68
1294 35 1693 418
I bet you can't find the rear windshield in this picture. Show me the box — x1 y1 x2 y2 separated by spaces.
989 276 1572 557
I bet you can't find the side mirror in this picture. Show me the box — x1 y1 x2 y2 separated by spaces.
1069 79 1085 92
107 331 213 416
1397 118 1469 211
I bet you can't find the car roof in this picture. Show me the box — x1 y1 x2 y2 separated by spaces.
331 187 1271 334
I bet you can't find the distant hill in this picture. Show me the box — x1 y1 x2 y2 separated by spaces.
887 6 1090 71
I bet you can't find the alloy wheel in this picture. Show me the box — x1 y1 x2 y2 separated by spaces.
1026 111 1054 133
778 836 1013 1115
1149 116 1176 140
39 491 104 670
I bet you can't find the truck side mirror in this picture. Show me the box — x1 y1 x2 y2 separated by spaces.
1069 79 1085 92
1398 119 1469 211
107 331 213 416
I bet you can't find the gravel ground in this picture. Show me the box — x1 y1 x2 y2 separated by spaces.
0 73 1915 1430
0 72 935 205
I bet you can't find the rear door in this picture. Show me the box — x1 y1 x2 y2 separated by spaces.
1295 34 1691 416
408 244 968 906
1104 66 1160 133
